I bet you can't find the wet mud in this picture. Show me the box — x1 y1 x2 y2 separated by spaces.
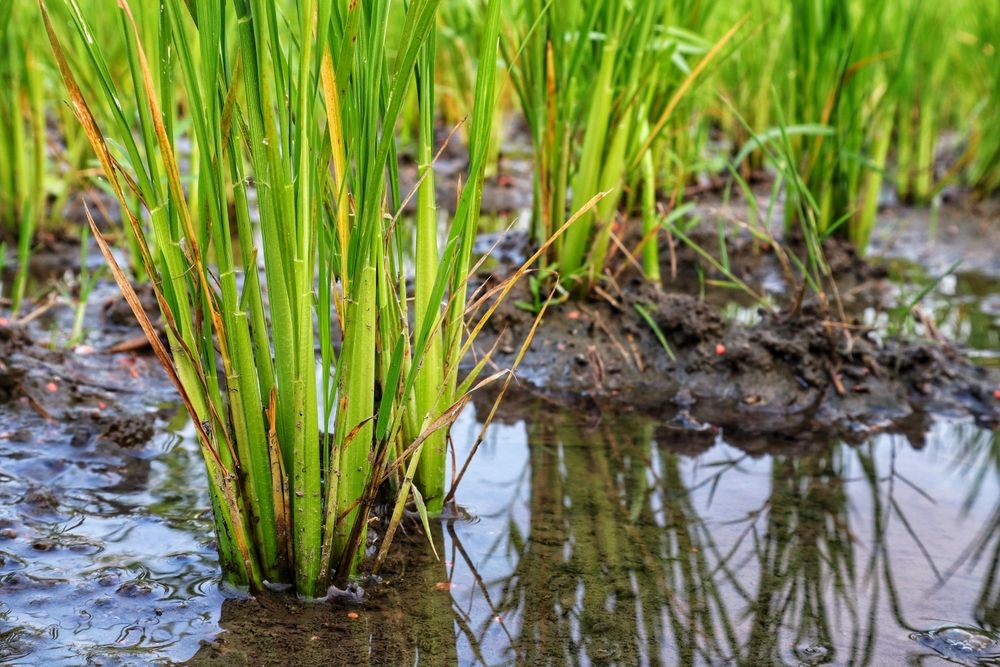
120 403 1000 666
473 270 999 443
0 283 224 664
188 531 459 667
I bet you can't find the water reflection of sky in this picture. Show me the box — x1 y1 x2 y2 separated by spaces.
0 411 223 665
4 399 996 665
445 406 1000 665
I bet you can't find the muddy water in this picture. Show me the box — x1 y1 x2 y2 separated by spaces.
1 280 998 666
0 409 224 664
7 402 998 666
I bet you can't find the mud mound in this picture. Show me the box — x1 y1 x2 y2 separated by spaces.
472 276 999 442
0 323 29 402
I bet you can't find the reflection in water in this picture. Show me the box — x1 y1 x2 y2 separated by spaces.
4 394 999 665
0 408 223 664
951 427 1000 630
439 405 1000 666
7 394 1000 667
876 265 1000 369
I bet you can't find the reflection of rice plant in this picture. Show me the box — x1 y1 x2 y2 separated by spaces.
733 453 865 665
718 438 949 664
359 406 1000 664
947 427 1000 628
479 409 740 664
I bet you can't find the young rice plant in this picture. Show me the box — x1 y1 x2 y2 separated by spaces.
43 0 504 597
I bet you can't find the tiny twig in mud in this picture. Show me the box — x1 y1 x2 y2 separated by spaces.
579 304 635 371
625 333 647 373
586 345 606 386
104 335 153 354
14 293 58 326
591 284 622 310
788 281 808 319
16 382 52 421
829 363 847 397
818 320 874 332
912 305 944 341
666 227 678 280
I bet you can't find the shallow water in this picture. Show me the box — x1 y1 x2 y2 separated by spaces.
435 406 1000 666
1 278 998 666
10 403 999 665
0 409 224 665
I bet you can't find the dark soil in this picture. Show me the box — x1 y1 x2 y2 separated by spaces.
471 273 999 444
187 530 459 667
4 201 995 450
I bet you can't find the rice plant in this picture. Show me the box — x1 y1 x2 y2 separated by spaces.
506 0 741 292
889 1 948 204
966 1 1000 195
717 0 918 254
67 223 100 347
779 0 900 250
0 2 46 314
436 0 506 177
43 0 504 597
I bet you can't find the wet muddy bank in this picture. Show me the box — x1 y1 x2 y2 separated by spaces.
464 188 1000 442
472 271 999 443
5 213 998 450
187 531 458 667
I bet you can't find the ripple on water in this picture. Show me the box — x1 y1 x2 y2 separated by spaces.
794 643 832 664
0 405 224 665
911 626 1000 666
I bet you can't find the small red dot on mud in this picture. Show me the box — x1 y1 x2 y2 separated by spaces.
994 389 1000 400
715 344 726 356
0 317 8 326
434 582 452 591
567 311 580 320
46 382 58 393
347 612 359 620
98 402 107 411
497 174 514 188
